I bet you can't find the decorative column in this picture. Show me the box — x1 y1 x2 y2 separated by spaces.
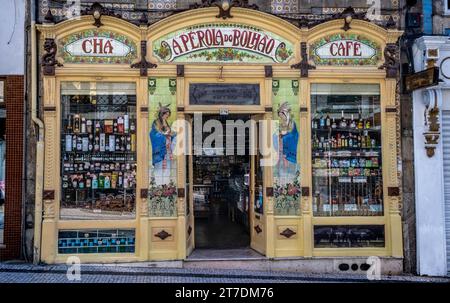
176 68 187 259
299 78 312 257
40 26 60 263
264 68 275 257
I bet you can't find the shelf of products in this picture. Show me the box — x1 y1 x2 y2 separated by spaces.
311 90 383 217
60 89 137 219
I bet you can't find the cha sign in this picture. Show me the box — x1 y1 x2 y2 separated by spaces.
59 30 137 64
153 23 294 64
310 34 381 66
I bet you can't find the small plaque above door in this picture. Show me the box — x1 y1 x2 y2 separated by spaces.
189 83 260 105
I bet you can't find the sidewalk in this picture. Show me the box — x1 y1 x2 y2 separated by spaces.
0 262 449 283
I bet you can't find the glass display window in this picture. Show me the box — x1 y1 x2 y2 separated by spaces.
311 84 383 217
60 82 137 220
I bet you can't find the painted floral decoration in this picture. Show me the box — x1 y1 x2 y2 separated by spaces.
274 170 301 215
148 178 177 217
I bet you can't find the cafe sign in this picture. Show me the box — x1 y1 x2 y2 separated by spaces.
153 23 294 64
58 30 137 64
310 34 381 66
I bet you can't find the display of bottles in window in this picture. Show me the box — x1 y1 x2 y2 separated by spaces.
311 87 383 217
60 83 137 220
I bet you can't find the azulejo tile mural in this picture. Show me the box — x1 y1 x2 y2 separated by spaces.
148 78 178 217
272 79 301 216
58 229 135 254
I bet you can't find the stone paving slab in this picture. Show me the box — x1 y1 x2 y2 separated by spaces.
0 262 449 283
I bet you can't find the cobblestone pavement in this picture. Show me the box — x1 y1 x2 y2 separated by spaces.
0 262 449 283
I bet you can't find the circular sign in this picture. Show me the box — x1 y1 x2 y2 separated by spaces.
441 57 450 79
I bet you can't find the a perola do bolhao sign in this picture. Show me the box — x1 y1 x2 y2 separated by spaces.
310 33 381 66
152 23 294 63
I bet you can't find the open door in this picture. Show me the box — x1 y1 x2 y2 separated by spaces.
250 114 266 255
186 114 195 256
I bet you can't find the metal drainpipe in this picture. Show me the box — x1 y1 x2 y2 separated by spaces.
30 0 44 264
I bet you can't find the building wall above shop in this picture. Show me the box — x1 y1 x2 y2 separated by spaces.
37 0 401 29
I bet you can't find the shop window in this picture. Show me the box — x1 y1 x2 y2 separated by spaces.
58 229 135 254
314 225 385 248
272 79 301 215
148 78 178 217
311 84 383 217
60 82 137 220
0 79 5 244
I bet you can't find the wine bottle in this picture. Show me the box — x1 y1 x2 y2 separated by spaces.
357 112 363 129
350 114 356 128
339 111 347 128
131 134 136 152
86 119 93 134
81 117 86 133
67 114 73 131
94 136 100 152
331 118 337 129
124 114 129 133
325 114 331 128
73 114 81 133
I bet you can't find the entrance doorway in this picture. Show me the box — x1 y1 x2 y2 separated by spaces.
192 115 251 249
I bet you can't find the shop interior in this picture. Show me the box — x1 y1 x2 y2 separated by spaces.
192 115 251 249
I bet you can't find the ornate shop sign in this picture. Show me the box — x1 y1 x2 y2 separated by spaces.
404 67 440 93
310 34 381 66
153 23 294 64
58 30 138 64
189 83 260 105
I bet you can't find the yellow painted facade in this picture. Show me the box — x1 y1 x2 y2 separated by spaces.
36 7 403 264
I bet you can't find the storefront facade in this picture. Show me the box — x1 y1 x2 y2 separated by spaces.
411 36 450 276
35 6 403 271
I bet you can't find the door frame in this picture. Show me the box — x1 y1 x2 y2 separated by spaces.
185 113 269 256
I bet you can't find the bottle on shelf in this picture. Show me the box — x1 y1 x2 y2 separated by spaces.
318 115 324 129
350 114 356 128
67 114 73 132
331 117 337 129
86 119 93 134
81 117 86 133
357 112 363 129
339 111 347 128
73 114 81 133
325 114 331 128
